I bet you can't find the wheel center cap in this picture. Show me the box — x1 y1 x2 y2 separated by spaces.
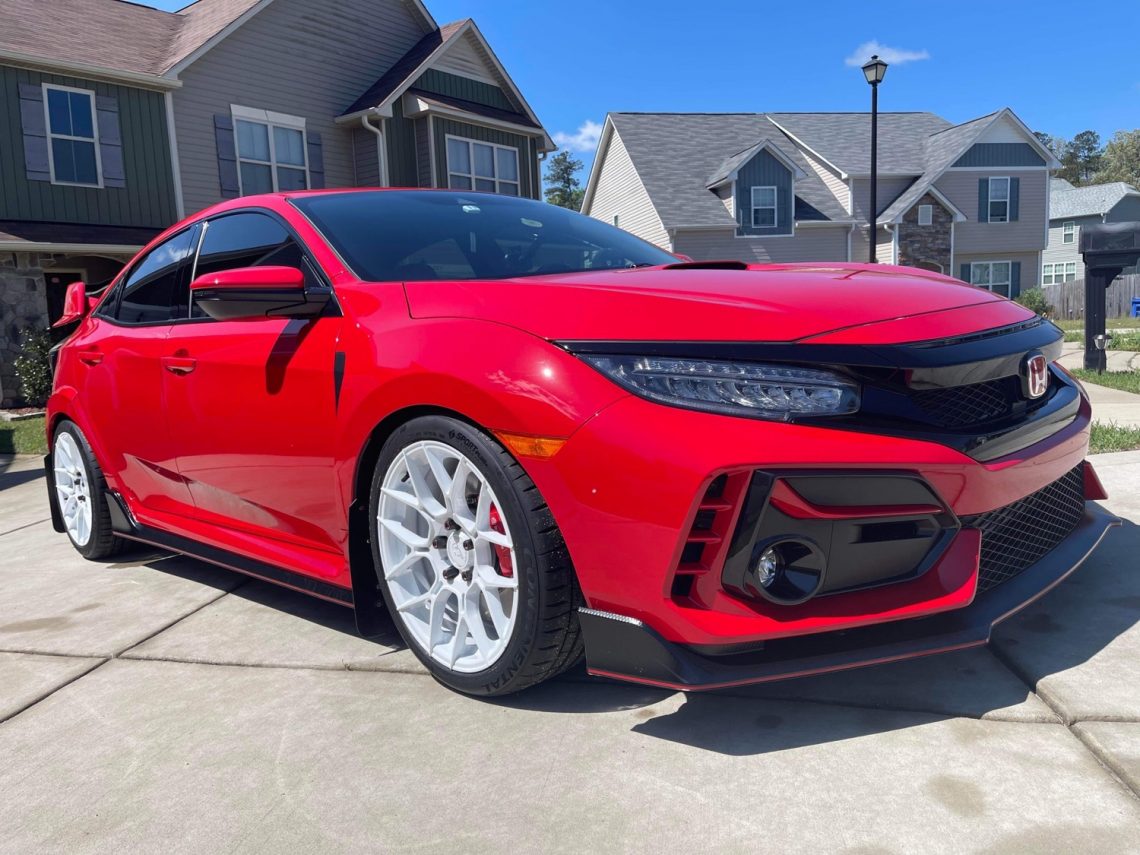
446 532 470 570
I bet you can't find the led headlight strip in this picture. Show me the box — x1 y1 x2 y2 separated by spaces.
582 355 860 421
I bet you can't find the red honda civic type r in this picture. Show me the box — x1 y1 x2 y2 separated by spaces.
45 189 1118 696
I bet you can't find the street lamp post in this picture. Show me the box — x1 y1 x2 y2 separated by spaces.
862 54 888 263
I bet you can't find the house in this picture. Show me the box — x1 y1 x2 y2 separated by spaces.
1043 178 1140 285
583 108 1059 298
0 0 552 405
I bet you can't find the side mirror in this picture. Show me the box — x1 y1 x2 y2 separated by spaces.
52 281 90 328
190 266 329 321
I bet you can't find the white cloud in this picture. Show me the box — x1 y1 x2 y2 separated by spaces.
844 40 930 68
553 119 603 153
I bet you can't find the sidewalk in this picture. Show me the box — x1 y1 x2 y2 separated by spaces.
1059 344 1140 428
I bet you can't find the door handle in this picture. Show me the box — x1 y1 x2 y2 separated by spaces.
161 356 197 375
77 349 103 366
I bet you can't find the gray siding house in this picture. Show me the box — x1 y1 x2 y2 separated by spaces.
583 108 1058 298
0 0 552 405
1043 178 1140 285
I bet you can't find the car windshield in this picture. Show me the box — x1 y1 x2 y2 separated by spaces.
291 190 678 281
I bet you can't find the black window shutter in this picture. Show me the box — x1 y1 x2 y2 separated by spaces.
18 84 50 182
978 179 988 223
307 132 325 189
214 114 240 198
96 95 125 188
1009 177 1020 221
1010 261 1021 297
960 263 971 282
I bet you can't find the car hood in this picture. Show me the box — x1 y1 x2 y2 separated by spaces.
404 263 1035 344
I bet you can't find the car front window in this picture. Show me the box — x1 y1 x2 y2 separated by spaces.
292 191 677 282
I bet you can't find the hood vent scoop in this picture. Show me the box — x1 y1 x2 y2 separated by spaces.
663 260 750 271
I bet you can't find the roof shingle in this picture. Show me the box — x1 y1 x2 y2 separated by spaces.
1050 182 1139 220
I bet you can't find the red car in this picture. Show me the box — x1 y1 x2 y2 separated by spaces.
45 189 1118 696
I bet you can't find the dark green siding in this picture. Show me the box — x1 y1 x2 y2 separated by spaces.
432 117 539 199
735 149 793 236
413 69 513 111
384 99 419 187
953 143 1045 168
0 65 176 227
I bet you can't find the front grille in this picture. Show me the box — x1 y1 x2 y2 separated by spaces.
911 378 1015 428
965 464 1086 593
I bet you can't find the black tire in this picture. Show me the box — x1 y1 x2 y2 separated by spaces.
52 420 124 560
368 415 583 696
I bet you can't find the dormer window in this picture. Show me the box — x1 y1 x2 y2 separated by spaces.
751 186 777 228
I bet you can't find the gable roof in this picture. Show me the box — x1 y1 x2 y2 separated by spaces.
595 113 852 231
706 139 805 188
0 0 436 82
340 19 467 117
767 112 951 175
1050 182 1140 220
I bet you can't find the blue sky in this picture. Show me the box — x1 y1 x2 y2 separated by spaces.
153 0 1140 175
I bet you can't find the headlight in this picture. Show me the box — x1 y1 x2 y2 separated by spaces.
581 355 860 421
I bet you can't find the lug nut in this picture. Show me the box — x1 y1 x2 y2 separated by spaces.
443 567 459 581
462 539 473 551
461 569 473 583
432 535 448 549
444 519 458 531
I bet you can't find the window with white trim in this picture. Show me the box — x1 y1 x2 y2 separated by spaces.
232 106 308 195
970 261 1012 297
988 177 1010 223
44 84 101 187
917 204 933 226
1042 262 1077 285
750 186 777 228
446 136 520 195
1062 221 1076 244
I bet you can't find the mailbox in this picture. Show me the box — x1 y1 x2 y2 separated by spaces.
1079 222 1140 371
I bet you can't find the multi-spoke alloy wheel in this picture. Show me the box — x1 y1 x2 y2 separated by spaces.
54 432 93 547
378 440 519 673
369 416 583 696
51 421 122 560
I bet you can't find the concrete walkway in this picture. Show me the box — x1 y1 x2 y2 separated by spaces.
1058 343 1140 428
0 452 1139 852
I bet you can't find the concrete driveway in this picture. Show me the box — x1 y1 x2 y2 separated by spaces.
1 453 1138 853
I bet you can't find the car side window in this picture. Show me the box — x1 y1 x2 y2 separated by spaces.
112 227 199 325
191 212 318 319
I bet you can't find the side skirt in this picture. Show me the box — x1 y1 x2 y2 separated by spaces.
105 492 354 607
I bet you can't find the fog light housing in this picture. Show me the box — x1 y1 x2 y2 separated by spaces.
746 538 826 605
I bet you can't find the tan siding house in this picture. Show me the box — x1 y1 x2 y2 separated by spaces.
584 108 1058 298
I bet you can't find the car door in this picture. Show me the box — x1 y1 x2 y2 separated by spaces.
163 210 345 553
67 226 200 519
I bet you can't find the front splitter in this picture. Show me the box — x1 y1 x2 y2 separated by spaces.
579 503 1120 691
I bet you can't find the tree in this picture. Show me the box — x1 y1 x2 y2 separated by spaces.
1068 130 1103 183
1094 129 1140 187
543 150 585 210
1033 131 1065 160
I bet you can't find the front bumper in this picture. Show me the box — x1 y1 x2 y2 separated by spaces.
579 502 1119 690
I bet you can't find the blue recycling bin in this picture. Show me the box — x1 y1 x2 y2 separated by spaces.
1132 297 1140 318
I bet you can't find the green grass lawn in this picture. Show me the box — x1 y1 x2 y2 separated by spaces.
0 416 48 456
1090 422 1140 454
1071 369 1140 395
1054 317 1137 332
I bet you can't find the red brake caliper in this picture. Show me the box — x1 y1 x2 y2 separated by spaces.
488 504 513 577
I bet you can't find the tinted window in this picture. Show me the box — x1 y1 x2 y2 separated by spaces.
292 191 677 282
114 228 198 324
191 211 316 318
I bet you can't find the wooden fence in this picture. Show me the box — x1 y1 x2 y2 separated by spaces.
1042 273 1140 320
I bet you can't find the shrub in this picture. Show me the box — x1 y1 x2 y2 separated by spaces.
1015 288 1053 317
12 328 54 408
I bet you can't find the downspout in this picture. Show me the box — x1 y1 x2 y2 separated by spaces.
846 223 854 262
360 112 387 186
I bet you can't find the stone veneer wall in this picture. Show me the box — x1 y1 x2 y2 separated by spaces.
896 193 953 273
0 252 54 407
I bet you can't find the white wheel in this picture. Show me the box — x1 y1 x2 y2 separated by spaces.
54 431 93 547
377 440 519 673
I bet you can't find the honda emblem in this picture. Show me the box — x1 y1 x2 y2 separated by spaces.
1023 352 1049 399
